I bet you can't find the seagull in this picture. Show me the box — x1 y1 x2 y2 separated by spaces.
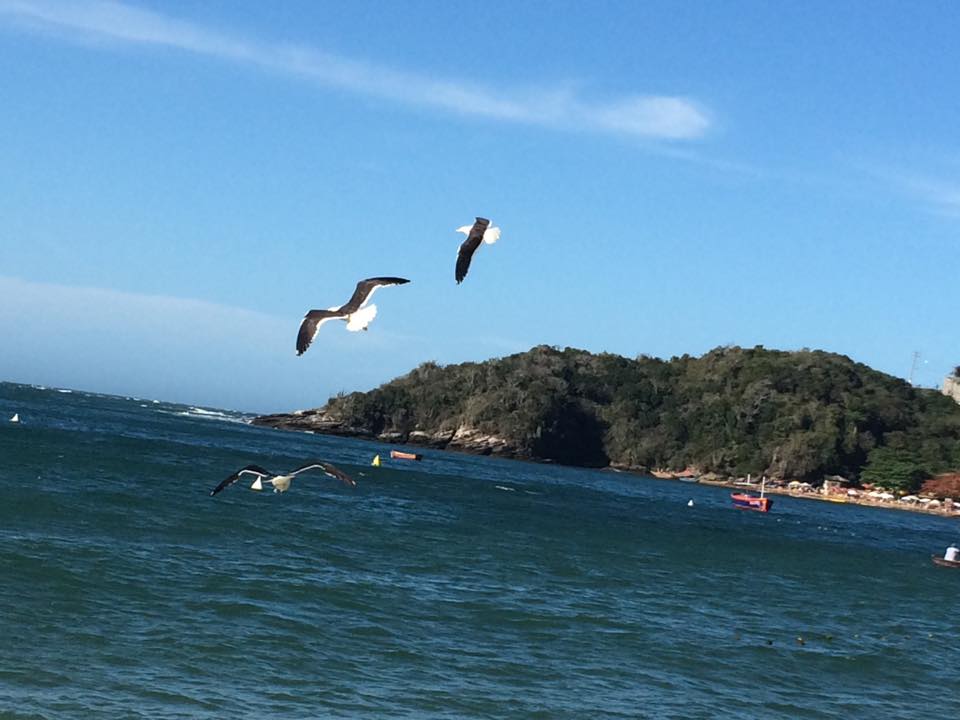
455 217 500 284
209 461 356 496
296 276 410 355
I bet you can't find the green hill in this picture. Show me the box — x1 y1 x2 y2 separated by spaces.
254 345 960 492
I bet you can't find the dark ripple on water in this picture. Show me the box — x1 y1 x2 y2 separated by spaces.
1 383 959 719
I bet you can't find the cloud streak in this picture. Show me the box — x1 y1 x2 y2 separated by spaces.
0 0 711 140
864 164 960 217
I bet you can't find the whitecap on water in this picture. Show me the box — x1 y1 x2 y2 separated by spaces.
162 406 250 424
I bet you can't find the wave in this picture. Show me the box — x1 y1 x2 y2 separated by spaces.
166 406 251 424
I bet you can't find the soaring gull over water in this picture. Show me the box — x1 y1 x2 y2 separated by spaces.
209 461 356 496
455 217 501 284
296 276 410 355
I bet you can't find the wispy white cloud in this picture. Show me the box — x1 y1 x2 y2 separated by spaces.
865 165 960 217
0 0 712 141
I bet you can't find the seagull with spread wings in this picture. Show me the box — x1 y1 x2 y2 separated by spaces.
209 461 356 496
296 276 410 355
455 217 501 284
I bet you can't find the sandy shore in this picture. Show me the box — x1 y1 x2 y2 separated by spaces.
691 477 960 518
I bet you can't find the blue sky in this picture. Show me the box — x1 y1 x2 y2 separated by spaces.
1 0 958 411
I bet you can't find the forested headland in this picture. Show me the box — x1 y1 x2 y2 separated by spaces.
254 345 960 493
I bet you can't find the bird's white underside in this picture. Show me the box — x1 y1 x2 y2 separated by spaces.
248 464 333 493
454 224 500 244
346 303 377 331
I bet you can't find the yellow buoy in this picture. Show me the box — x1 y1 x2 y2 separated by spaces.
371 454 381 467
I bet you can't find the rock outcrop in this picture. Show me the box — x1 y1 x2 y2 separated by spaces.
252 410 520 457
252 344 960 482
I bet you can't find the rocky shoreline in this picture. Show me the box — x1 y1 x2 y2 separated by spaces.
251 410 524 458
252 412 960 519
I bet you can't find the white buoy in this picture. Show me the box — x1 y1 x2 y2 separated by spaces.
9 413 19 423
687 499 695 507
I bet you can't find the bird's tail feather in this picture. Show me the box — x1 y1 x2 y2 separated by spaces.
483 226 501 244
346 303 378 331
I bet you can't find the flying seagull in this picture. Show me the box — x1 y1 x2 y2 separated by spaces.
296 276 410 355
209 461 356 496
455 217 500 284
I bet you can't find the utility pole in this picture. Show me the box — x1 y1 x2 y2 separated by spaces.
908 351 921 386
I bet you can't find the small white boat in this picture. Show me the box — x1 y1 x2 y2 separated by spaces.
9 413 19 423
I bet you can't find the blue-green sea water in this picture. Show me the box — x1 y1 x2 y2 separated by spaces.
1 381 958 719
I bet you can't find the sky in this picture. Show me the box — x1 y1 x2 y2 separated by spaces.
1 0 958 412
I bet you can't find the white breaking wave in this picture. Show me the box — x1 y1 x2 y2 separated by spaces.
157 405 251 424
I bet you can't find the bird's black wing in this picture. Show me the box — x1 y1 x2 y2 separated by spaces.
455 218 489 284
210 464 273 496
289 460 357 487
296 310 341 356
340 277 411 314
319 462 356 487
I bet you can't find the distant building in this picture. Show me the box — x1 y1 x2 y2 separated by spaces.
943 375 960 404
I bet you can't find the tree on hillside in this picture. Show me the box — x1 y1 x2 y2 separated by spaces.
859 447 928 494
285 345 960 481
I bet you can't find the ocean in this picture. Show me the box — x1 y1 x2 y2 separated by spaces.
1 381 957 719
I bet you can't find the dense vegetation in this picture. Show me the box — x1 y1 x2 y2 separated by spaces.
308 345 960 491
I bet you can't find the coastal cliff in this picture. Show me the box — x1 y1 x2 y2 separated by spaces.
252 407 520 457
253 345 960 491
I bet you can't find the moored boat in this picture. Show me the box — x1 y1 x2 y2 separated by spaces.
390 450 422 461
731 493 773 512
731 475 772 512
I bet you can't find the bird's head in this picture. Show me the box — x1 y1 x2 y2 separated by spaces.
455 225 472 235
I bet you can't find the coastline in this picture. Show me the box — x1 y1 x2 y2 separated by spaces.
661 473 960 518
254 419 960 519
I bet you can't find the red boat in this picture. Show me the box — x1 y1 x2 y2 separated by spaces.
731 493 773 512
731 476 773 512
